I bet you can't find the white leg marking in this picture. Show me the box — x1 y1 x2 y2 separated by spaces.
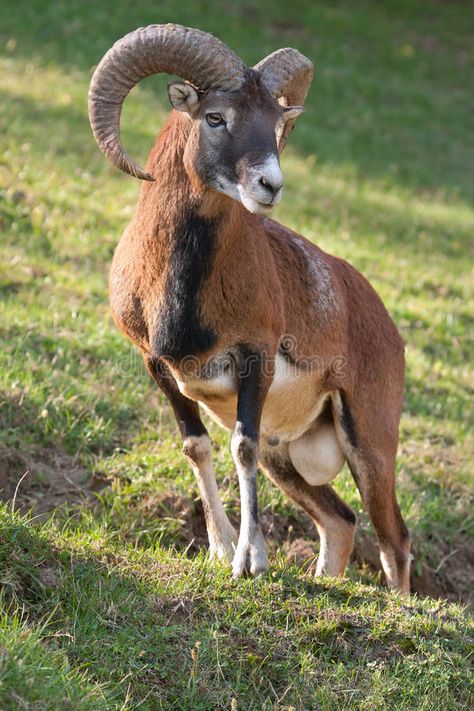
315 520 355 577
183 435 237 563
380 548 410 593
380 550 398 588
230 427 268 577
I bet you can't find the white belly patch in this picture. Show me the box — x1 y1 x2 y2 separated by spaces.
175 353 330 442
174 353 345 483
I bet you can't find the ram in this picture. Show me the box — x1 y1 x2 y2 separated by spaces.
89 24 410 591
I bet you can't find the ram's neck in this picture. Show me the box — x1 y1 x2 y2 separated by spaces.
129 112 241 361
135 112 235 230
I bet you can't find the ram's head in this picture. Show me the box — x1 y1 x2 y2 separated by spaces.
89 24 313 214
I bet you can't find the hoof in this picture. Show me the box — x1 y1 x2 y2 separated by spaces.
208 526 238 564
232 530 268 578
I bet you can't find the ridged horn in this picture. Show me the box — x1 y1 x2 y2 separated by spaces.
255 48 313 150
88 24 246 180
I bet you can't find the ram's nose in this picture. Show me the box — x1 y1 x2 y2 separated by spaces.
256 155 283 205
258 175 283 201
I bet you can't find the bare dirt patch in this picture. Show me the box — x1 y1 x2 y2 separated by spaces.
0 445 97 515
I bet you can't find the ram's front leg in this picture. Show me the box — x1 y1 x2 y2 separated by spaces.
144 355 237 563
231 348 272 578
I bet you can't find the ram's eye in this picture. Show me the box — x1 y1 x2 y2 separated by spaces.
206 112 225 127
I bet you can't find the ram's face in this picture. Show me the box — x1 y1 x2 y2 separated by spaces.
168 72 302 215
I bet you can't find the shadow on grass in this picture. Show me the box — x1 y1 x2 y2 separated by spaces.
0 369 471 605
2 509 470 709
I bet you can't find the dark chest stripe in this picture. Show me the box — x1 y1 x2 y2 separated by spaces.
152 209 218 361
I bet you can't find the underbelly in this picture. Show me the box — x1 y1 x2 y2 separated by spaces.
175 354 327 442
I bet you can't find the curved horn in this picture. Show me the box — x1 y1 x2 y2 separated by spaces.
88 24 246 180
255 48 313 150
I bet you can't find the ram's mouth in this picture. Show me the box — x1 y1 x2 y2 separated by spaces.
255 201 274 213
236 186 278 215
243 198 275 215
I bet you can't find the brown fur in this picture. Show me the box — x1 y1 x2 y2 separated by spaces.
109 109 410 592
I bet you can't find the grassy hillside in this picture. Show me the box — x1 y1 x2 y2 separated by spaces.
0 0 473 708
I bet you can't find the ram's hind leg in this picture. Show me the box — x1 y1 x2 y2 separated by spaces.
260 443 356 577
332 391 410 593
144 355 237 563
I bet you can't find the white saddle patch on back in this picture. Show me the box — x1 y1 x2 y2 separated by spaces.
288 421 345 485
289 234 339 321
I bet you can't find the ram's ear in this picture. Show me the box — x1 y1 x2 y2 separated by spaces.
276 105 304 152
167 81 200 116
282 105 304 122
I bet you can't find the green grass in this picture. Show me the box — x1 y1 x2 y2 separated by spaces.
1 504 472 709
0 0 473 708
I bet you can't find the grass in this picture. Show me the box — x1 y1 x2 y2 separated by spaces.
1 504 472 709
0 0 473 707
